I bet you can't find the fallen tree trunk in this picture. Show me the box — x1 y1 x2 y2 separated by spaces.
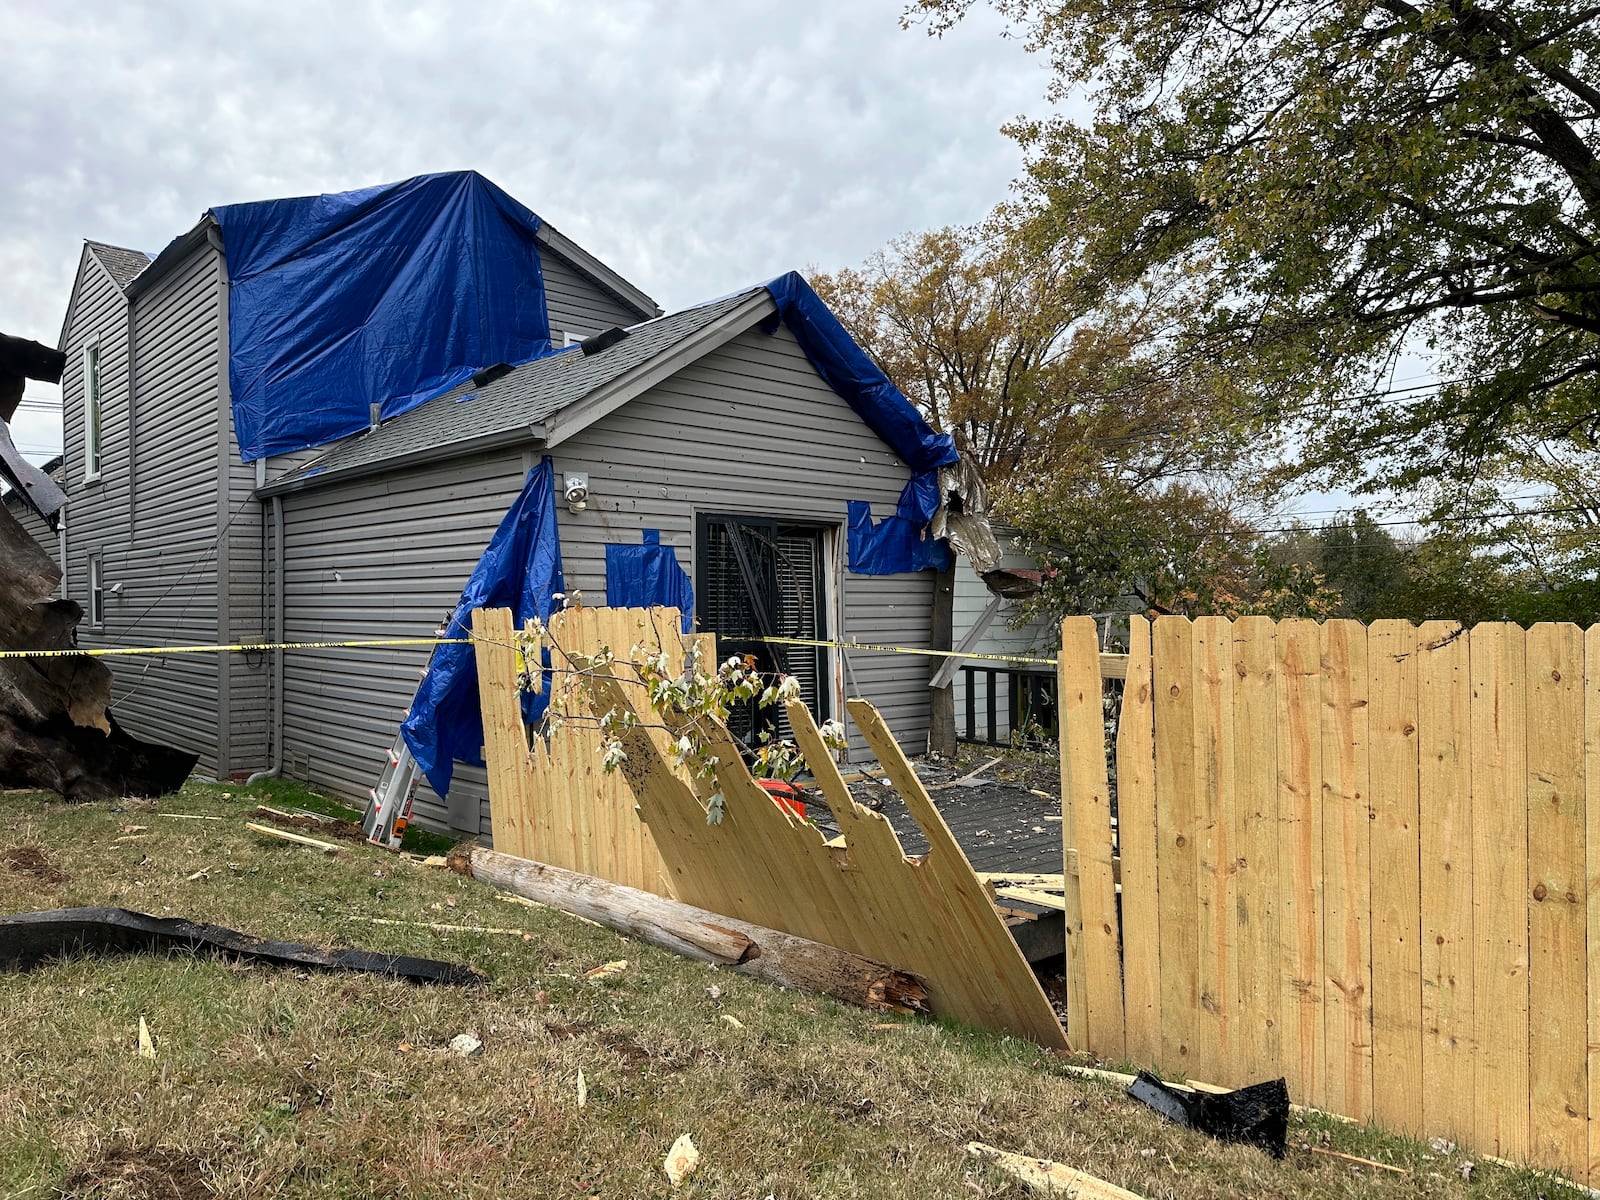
467 846 929 1014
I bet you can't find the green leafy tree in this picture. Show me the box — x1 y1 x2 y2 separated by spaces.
815 211 1319 619
906 0 1600 497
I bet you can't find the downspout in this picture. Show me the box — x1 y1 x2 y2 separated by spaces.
245 492 284 785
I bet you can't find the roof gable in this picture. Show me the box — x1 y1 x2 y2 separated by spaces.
262 287 773 494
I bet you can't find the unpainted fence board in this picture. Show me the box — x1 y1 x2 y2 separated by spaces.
1585 624 1600 1185
1276 618 1325 1109
1061 616 1125 1058
1321 620 1372 1122
1417 621 1474 1145
1153 616 1198 1073
1232 616 1280 1083
1468 622 1529 1160
1368 620 1424 1134
1117 616 1161 1067
1525 623 1586 1171
1192 615 1236 1085
1057 620 1090 1052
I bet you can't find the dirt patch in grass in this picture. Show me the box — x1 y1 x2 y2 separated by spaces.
4 845 66 886
60 1145 210 1199
248 807 365 842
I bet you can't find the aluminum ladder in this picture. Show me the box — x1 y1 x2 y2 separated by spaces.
364 732 422 849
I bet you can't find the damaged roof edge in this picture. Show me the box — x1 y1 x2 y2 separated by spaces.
126 216 219 300
256 422 550 499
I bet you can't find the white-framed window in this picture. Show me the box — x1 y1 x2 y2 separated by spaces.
563 330 594 348
82 339 102 482
88 553 104 627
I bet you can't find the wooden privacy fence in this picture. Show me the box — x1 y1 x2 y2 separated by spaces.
473 604 1069 1048
1058 614 1600 1183
472 605 681 897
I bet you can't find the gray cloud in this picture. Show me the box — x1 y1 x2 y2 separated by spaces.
3 1 1055 459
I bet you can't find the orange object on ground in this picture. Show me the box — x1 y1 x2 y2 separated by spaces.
756 779 805 819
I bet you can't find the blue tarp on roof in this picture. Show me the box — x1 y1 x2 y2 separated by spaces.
213 171 553 461
762 271 959 572
401 458 565 800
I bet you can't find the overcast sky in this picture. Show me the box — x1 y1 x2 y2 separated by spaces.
2 1 1056 463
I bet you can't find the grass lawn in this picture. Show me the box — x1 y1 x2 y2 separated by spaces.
0 781 1588 1199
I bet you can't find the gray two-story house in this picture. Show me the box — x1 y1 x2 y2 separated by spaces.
55 173 944 836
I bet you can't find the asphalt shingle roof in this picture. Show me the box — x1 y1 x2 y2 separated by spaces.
284 287 767 481
86 241 153 290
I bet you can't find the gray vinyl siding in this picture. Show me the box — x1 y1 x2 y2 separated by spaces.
553 320 935 768
59 251 136 708
541 248 649 341
83 245 223 775
277 449 533 831
272 319 937 838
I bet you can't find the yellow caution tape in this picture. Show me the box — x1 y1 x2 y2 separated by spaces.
753 635 1058 667
0 632 1066 669
0 637 472 661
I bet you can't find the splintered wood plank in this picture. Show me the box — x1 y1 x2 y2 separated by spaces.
578 659 1069 1049
1277 618 1325 1109
1417 621 1474 1145
1321 620 1372 1122
1468 622 1529 1161
1060 616 1124 1059
850 699 1070 1049
1368 620 1423 1134
1191 615 1236 1086
1585 624 1600 1186
1153 617 1199 1074
1118 616 1161 1067
473 606 534 859
1525 623 1586 1173
1232 617 1280 1084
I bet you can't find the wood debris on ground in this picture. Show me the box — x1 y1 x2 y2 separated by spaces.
966 1141 1143 1199
244 822 342 854
584 960 629 981
663 1133 700 1186
136 1015 155 1060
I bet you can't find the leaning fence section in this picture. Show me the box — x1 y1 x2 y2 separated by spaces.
1061 614 1600 1185
472 605 679 898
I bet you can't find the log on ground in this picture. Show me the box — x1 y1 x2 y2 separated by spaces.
468 846 929 1013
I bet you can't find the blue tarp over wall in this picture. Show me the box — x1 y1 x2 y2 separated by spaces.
762 271 959 573
214 171 553 461
401 458 565 800
605 531 695 632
